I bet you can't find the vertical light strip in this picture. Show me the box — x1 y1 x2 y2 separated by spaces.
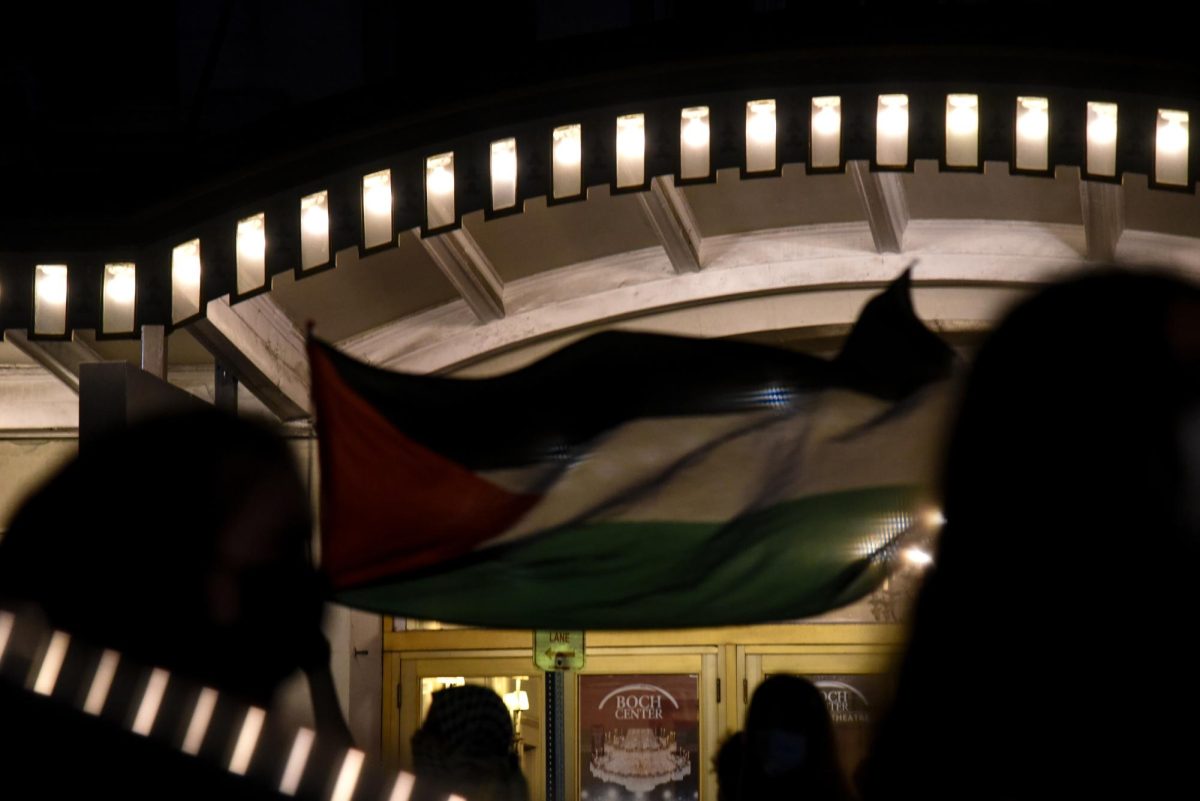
945 94 979 167
83 649 120 715
330 749 366 801
745 99 777 173
132 668 170 736
552 124 582 199
362 170 393 248
171 239 202 323
810 96 842 169
300 191 330 271
229 706 267 775
876 94 910 167
32 630 70 696
279 728 316 796
615 113 645 188
1015 96 1050 171
34 264 69 335
182 687 220 756
680 106 710 179
0 611 13 662
388 772 417 801
425 153 456 229
490 138 518 210
102 263 137 334
1156 109 1190 186
236 214 267 293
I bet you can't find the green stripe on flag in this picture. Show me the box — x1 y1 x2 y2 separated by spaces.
336 485 921 629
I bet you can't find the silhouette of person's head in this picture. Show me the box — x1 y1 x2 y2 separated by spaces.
0 409 324 707
411 684 528 801
722 675 849 801
859 270 1200 799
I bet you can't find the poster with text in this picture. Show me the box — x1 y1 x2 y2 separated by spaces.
579 674 700 801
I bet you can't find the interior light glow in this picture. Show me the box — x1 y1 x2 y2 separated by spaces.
300 191 330 270
1156 109 1190 186
330 748 366 801
33 630 70 696
552 124 583 198
903 547 934 567
490 138 518 210
1015 97 1050 171
182 687 219 756
680 106 710 180
876 94 910 167
83 650 120 715
1086 102 1118 177
616 113 645 188
279 728 315 796
945 94 979 167
810 96 841 169
229 706 267 775
235 214 266 293
503 690 531 713
745 99 777 173
132 668 170 736
425 153 455 229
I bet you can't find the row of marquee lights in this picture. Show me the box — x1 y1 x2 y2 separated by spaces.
20 94 1193 338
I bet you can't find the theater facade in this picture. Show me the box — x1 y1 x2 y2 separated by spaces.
2 4 1199 799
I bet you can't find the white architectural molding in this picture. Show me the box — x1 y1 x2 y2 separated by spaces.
3 329 103 395
340 219 1132 374
188 294 311 421
638 176 704 273
849 161 909 253
418 227 505 322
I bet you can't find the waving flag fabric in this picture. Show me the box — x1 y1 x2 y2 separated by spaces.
309 271 955 628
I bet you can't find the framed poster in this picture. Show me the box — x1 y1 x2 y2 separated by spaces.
579 674 700 801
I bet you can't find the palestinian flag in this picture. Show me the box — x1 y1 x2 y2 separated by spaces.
309 271 955 629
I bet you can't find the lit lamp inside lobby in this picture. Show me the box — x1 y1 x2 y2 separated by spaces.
34 264 68 335
1155 109 1190 186
236 213 266 294
300 190 330 270
1015 96 1050 171
490 137 518 211
876 94 910 167
552 124 582 199
810 96 842 169
1086 102 1118 177
362 169 393 247
425 153 455 229
680 106 710 179
102 262 136 334
171 239 202 322
615 113 645 188
745 98 777 173
945 93 979 168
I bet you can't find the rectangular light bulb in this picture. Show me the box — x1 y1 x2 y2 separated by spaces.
745 99 777 173
490 138 517 211
1016 96 1050 171
946 94 979 168
552 124 582 199
811 96 841 169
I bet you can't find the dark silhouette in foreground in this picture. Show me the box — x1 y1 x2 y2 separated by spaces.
0 410 339 799
716 675 851 801
859 271 1200 800
411 684 529 801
